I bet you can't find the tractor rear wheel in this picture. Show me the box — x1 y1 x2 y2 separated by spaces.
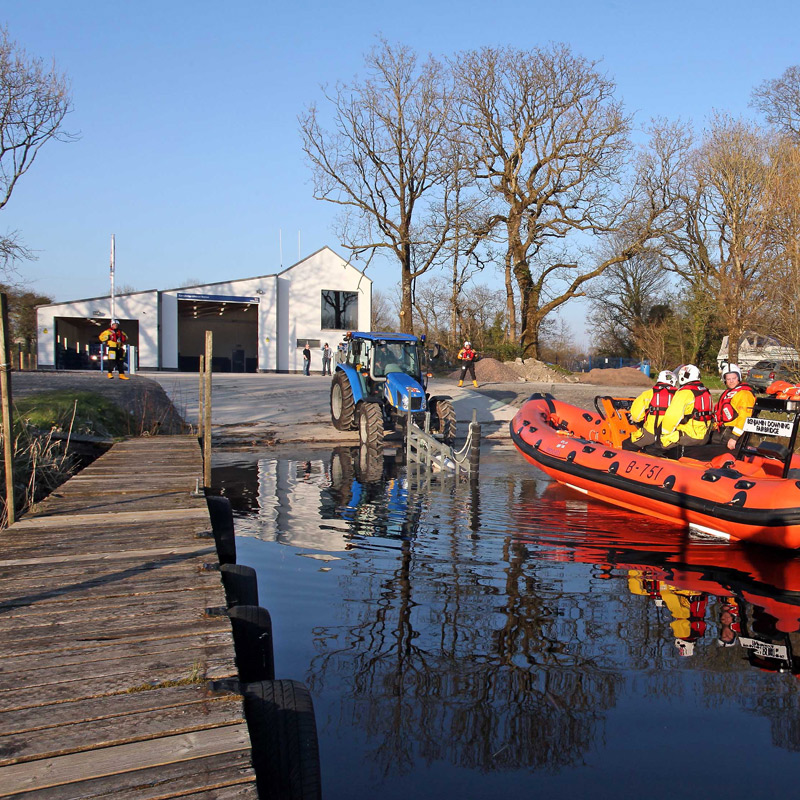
431 399 457 444
358 402 385 449
331 372 356 430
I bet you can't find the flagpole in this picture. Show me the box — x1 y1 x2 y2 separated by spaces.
109 234 116 320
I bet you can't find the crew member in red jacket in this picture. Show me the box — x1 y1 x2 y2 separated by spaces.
714 363 755 451
99 320 129 380
457 341 478 388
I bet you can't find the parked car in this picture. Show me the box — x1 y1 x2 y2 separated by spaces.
746 360 800 392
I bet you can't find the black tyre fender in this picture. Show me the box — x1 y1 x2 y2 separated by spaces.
357 401 385 449
430 398 457 444
220 563 258 608
206 495 236 565
242 679 322 800
228 605 275 682
330 371 356 431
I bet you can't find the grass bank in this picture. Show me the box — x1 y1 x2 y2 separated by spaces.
1 391 146 525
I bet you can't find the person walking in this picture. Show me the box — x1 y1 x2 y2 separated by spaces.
99 319 129 380
302 343 311 376
321 343 332 376
457 341 478 388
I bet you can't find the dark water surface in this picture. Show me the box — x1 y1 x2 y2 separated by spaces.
213 444 800 799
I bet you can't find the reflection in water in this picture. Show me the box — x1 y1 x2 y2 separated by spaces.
213 445 800 796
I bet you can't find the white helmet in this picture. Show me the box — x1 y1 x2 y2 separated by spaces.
111 319 120 326
656 370 677 386
464 341 471 348
677 364 700 385
723 363 742 381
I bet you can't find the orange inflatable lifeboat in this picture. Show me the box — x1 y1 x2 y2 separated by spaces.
510 389 800 550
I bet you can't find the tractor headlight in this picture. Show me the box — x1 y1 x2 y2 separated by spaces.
400 394 410 410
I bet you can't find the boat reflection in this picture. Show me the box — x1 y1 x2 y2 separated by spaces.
515 483 800 674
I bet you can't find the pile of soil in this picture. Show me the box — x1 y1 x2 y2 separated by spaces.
576 367 654 387
449 357 523 383
503 358 580 383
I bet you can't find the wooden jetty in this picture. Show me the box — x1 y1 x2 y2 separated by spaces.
0 436 257 799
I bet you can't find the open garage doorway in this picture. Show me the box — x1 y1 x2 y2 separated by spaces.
54 317 140 371
177 295 259 372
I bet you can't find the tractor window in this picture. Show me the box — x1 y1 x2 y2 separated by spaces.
372 342 419 378
346 339 364 367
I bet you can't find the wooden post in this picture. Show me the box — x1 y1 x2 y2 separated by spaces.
203 332 213 489
198 355 205 439
0 295 14 525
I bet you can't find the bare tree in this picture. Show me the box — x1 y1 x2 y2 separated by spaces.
586 249 672 358
751 65 800 140
300 40 455 333
370 288 397 331
660 114 773 364
761 136 800 355
452 45 676 359
0 27 73 270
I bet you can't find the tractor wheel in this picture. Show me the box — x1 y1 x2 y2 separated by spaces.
331 372 356 431
431 399 457 444
357 402 385 450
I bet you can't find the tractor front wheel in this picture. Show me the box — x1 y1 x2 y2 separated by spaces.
358 402 385 450
331 372 356 431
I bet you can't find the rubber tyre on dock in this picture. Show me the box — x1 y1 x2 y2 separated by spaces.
228 605 275 682
431 398 457 444
330 372 356 431
220 563 258 608
357 402 384 450
242 679 322 800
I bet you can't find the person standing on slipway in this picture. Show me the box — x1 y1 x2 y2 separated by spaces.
456 341 479 388
302 343 311 376
99 319 129 380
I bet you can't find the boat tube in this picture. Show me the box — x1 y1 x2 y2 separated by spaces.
510 392 800 550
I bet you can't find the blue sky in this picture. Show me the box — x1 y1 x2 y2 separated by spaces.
2 0 798 341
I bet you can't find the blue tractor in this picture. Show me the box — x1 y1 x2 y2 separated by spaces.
330 331 457 449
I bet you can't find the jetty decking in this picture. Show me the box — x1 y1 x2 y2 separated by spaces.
0 436 257 799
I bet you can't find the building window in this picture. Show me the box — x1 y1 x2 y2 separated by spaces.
321 290 358 330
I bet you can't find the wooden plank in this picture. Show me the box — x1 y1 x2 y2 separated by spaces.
0 723 252 795
0 633 232 680
0 694 246 766
1 751 257 800
0 545 216 569
1 683 238 736
0 656 238 713
0 575 223 619
10 508 210 528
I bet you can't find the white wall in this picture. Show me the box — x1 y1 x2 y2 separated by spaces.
278 248 371 372
37 292 159 368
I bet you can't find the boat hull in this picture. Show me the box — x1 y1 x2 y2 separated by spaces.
510 394 800 550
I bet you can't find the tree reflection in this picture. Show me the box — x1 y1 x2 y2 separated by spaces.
308 448 622 776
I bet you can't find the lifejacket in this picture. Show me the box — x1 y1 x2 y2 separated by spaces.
715 383 753 426
684 381 714 422
101 328 127 351
458 347 476 362
644 382 675 423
